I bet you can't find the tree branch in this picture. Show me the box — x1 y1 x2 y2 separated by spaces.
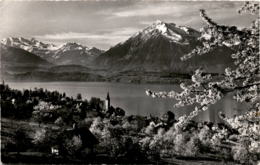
215 82 260 94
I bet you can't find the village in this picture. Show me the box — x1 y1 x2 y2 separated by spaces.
1 81 177 163
2 81 256 164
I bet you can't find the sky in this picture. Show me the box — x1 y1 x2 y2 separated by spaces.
0 0 257 50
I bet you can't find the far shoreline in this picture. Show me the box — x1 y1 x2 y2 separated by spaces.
4 80 185 85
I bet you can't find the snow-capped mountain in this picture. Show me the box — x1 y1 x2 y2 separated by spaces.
1 43 51 75
1 43 50 65
1 37 60 54
133 20 200 44
51 42 104 65
95 20 234 73
1 37 104 65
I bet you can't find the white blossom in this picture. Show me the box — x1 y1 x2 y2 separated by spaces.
146 2 259 129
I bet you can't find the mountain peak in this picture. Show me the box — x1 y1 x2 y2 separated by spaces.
30 37 38 43
153 20 168 34
132 20 201 44
64 42 80 46
139 21 185 43
154 19 165 25
59 42 89 52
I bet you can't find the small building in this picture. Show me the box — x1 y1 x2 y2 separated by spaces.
11 98 16 104
86 110 99 118
51 146 59 155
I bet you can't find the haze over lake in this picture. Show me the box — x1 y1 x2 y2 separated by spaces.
7 81 248 123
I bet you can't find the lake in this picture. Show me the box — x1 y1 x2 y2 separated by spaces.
7 82 248 123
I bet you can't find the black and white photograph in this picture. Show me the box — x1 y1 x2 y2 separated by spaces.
0 0 259 164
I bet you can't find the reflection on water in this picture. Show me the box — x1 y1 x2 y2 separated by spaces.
7 82 249 123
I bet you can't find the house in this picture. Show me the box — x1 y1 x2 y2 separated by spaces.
74 126 99 150
11 98 16 104
51 146 59 155
85 110 100 118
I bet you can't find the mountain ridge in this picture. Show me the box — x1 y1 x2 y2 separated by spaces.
1 37 104 66
1 20 235 82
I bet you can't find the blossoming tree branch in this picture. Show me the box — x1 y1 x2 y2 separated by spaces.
146 2 259 132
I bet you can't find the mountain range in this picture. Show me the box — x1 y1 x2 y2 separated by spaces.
1 37 104 66
0 20 234 82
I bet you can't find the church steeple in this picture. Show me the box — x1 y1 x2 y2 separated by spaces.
105 92 110 110
106 92 110 101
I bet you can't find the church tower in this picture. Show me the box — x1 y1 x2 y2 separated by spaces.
105 92 110 110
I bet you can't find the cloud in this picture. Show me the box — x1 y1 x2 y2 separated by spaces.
34 27 140 49
35 27 139 40
139 21 153 26
101 3 188 19
112 5 183 17
101 1 241 22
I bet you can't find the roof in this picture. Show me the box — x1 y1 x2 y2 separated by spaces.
64 126 99 148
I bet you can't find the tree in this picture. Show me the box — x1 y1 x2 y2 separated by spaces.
64 135 82 156
32 127 47 145
14 127 31 155
146 1 259 163
77 93 82 101
62 92 66 98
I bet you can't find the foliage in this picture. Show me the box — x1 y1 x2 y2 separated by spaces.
221 110 260 163
13 127 32 153
64 135 82 155
89 116 146 160
76 93 82 100
32 127 47 145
